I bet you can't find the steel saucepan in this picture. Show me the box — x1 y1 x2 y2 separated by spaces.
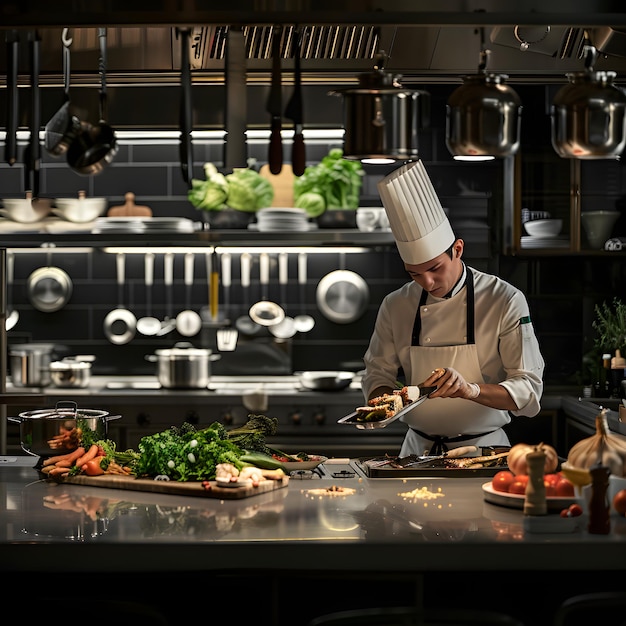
49 355 95 388
7 401 121 458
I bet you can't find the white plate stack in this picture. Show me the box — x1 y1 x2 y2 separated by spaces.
251 207 313 232
92 217 197 234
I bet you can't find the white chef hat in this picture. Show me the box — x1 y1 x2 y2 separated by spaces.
377 160 455 265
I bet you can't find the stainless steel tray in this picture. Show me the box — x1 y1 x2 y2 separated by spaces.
337 386 436 429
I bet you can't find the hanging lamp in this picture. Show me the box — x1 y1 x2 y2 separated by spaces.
329 51 430 165
551 42 626 160
446 28 522 161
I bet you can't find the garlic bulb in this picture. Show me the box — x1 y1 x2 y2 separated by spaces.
566 408 626 477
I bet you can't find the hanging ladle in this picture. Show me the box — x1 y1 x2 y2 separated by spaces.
176 252 202 337
136 252 161 336
270 252 296 339
5 250 19 331
235 252 263 336
249 252 285 327
293 251 315 332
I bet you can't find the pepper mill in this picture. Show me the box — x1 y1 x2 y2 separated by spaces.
588 463 611 535
524 448 547 516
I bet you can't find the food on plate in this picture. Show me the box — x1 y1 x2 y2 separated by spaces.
492 470 516 493
354 386 420 423
507 442 559 476
488 469 575 497
560 503 584 518
566 408 626 477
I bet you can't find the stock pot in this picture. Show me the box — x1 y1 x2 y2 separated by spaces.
8 401 121 458
9 343 57 387
146 342 220 389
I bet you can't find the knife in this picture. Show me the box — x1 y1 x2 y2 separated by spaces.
267 26 283 175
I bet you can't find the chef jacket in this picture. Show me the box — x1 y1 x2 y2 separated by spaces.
362 265 545 456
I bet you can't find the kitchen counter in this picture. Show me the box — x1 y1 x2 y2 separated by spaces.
1 454 625 625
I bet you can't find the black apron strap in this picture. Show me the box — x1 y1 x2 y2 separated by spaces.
411 268 475 346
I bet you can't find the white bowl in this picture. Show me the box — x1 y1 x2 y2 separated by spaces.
523 218 562 238
53 196 107 223
0 197 51 223
581 211 620 249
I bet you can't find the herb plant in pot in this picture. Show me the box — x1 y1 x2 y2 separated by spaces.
187 163 274 228
293 148 364 228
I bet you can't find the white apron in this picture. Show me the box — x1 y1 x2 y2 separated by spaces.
400 270 511 457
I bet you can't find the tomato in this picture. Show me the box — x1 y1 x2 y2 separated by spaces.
613 489 626 516
492 470 515 493
560 503 583 518
554 477 575 498
543 481 557 497
83 457 105 476
508 475 529 495
544 473 561 487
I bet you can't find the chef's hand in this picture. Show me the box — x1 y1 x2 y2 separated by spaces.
422 367 479 400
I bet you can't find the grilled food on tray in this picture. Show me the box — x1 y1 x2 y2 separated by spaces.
354 386 420 423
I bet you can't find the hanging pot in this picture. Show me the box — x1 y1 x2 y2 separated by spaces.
27 265 73 313
551 46 626 159
7 401 121 458
316 270 369 324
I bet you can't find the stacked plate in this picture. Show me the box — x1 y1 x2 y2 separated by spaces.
520 236 570 249
92 217 196 234
251 208 313 232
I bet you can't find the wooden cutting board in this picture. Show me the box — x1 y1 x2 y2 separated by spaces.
63 474 289 499
259 163 295 207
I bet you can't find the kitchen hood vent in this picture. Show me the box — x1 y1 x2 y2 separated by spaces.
190 25 380 66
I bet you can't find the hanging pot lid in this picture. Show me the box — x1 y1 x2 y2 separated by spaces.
316 270 369 324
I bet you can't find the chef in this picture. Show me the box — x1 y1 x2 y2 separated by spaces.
361 160 545 457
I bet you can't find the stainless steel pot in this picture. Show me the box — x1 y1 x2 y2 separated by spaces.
146 342 221 389
7 401 121 458
9 343 57 387
49 356 95 388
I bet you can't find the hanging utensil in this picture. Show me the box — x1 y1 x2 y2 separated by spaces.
5 251 19 331
270 252 296 339
216 252 238 351
249 252 285 327
293 251 315 333
5 30 19 166
103 252 136 345
178 27 194 186
235 252 263 336
24 30 41 197
267 25 283 174
67 27 118 175
176 252 202 337
44 28 76 157
157 252 176 336
284 27 306 176
136 252 161 336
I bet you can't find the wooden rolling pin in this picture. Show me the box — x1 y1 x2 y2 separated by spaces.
107 192 152 217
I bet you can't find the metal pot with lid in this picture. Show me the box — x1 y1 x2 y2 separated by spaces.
7 400 121 460
146 342 221 389
9 342 58 387
49 355 95 388
551 45 626 159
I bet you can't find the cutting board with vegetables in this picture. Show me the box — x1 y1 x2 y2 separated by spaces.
62 473 289 499
259 163 295 207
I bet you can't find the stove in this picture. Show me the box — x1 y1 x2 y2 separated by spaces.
288 458 362 480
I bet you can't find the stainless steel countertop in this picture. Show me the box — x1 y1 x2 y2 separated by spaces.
1 454 624 576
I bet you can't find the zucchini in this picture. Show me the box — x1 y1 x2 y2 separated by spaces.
239 451 284 470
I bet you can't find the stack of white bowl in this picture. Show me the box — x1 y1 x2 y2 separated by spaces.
254 207 311 232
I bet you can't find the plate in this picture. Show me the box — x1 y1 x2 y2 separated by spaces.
482 481 581 512
278 455 327 473
337 392 433 430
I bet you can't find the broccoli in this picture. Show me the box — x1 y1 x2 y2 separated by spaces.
224 414 279 454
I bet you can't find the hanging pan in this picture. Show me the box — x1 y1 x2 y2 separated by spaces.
249 252 285 327
316 270 369 324
67 28 118 175
44 28 79 157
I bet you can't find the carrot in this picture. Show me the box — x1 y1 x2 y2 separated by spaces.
75 444 100 468
48 466 70 476
42 446 86 467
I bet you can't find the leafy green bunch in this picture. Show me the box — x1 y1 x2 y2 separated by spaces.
187 163 274 212
294 148 364 216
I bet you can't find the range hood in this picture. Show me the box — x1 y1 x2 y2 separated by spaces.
5 23 626 86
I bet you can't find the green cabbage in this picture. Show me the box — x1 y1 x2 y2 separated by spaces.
187 163 228 211
295 191 326 217
225 168 274 212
